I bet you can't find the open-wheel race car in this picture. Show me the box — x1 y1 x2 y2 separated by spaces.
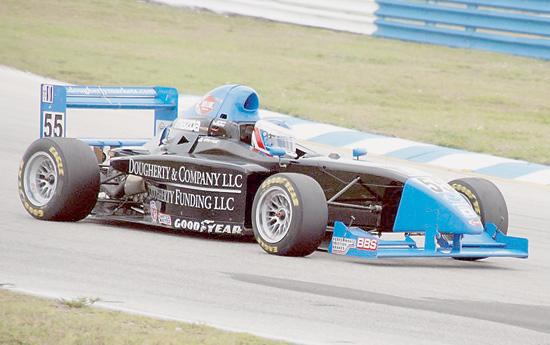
18 84 528 260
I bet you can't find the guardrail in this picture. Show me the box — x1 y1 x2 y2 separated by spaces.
374 0 550 59
158 0 550 59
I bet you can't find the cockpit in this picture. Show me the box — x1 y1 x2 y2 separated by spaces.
163 84 313 159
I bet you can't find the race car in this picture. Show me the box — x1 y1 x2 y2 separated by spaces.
18 83 528 260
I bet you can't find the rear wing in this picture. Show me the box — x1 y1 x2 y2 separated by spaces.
40 84 178 147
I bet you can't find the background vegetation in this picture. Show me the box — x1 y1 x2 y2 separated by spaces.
1 0 549 163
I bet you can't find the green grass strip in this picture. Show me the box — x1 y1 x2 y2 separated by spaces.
0 289 289 345
1 0 549 163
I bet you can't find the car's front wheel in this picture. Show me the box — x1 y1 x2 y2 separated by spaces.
18 138 100 221
252 173 328 257
449 177 508 261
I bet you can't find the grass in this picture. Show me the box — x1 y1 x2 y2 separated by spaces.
0 289 288 345
0 0 549 163
58 296 101 308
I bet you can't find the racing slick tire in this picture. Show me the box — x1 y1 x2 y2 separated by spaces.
449 177 508 261
252 173 328 257
18 137 100 221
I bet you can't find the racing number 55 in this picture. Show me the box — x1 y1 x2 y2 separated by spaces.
43 112 65 137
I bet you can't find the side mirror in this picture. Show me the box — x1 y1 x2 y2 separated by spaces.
352 148 367 160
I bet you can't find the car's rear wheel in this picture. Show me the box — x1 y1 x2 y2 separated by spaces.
18 138 100 221
449 177 508 261
252 173 328 257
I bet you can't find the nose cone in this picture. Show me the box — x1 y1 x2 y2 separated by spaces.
393 177 484 235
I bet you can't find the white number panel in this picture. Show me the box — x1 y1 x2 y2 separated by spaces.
42 111 65 137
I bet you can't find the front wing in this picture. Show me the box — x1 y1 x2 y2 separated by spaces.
328 221 528 259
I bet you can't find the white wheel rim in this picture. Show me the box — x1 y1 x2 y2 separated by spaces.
256 186 293 243
23 152 58 206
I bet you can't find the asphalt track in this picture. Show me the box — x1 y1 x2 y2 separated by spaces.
1 66 549 345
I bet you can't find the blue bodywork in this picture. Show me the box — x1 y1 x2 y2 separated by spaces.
393 177 484 235
352 147 367 159
373 0 550 60
39 84 178 147
329 177 528 259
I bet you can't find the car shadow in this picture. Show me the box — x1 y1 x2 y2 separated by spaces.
351 257 517 270
83 218 521 270
83 218 256 243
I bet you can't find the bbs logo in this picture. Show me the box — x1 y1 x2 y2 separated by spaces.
356 237 378 251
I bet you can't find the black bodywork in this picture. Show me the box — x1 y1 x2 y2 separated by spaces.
102 123 408 236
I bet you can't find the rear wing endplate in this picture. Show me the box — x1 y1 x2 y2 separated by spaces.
40 84 178 146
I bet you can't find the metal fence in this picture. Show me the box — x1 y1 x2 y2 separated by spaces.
374 0 550 59
157 0 550 59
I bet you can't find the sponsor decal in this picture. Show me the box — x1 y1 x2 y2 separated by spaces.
198 137 220 144
49 146 64 176
129 160 171 180
158 126 171 146
42 84 53 103
158 213 172 226
257 238 278 253
211 119 226 128
155 120 173 136
261 176 299 206
148 185 175 204
18 160 24 176
330 236 356 255
150 201 173 226
178 119 200 132
457 205 479 219
148 184 235 211
173 218 243 235
468 218 483 227
175 166 243 188
22 200 44 218
173 190 234 210
417 176 455 194
451 184 481 215
18 160 24 184
419 178 481 221
18 160 45 218
128 159 243 190
195 95 218 115
445 184 482 220
66 86 156 97
356 237 378 251
444 193 463 203
150 200 158 222
332 235 378 255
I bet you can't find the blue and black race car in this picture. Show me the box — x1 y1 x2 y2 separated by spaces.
18 84 528 260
